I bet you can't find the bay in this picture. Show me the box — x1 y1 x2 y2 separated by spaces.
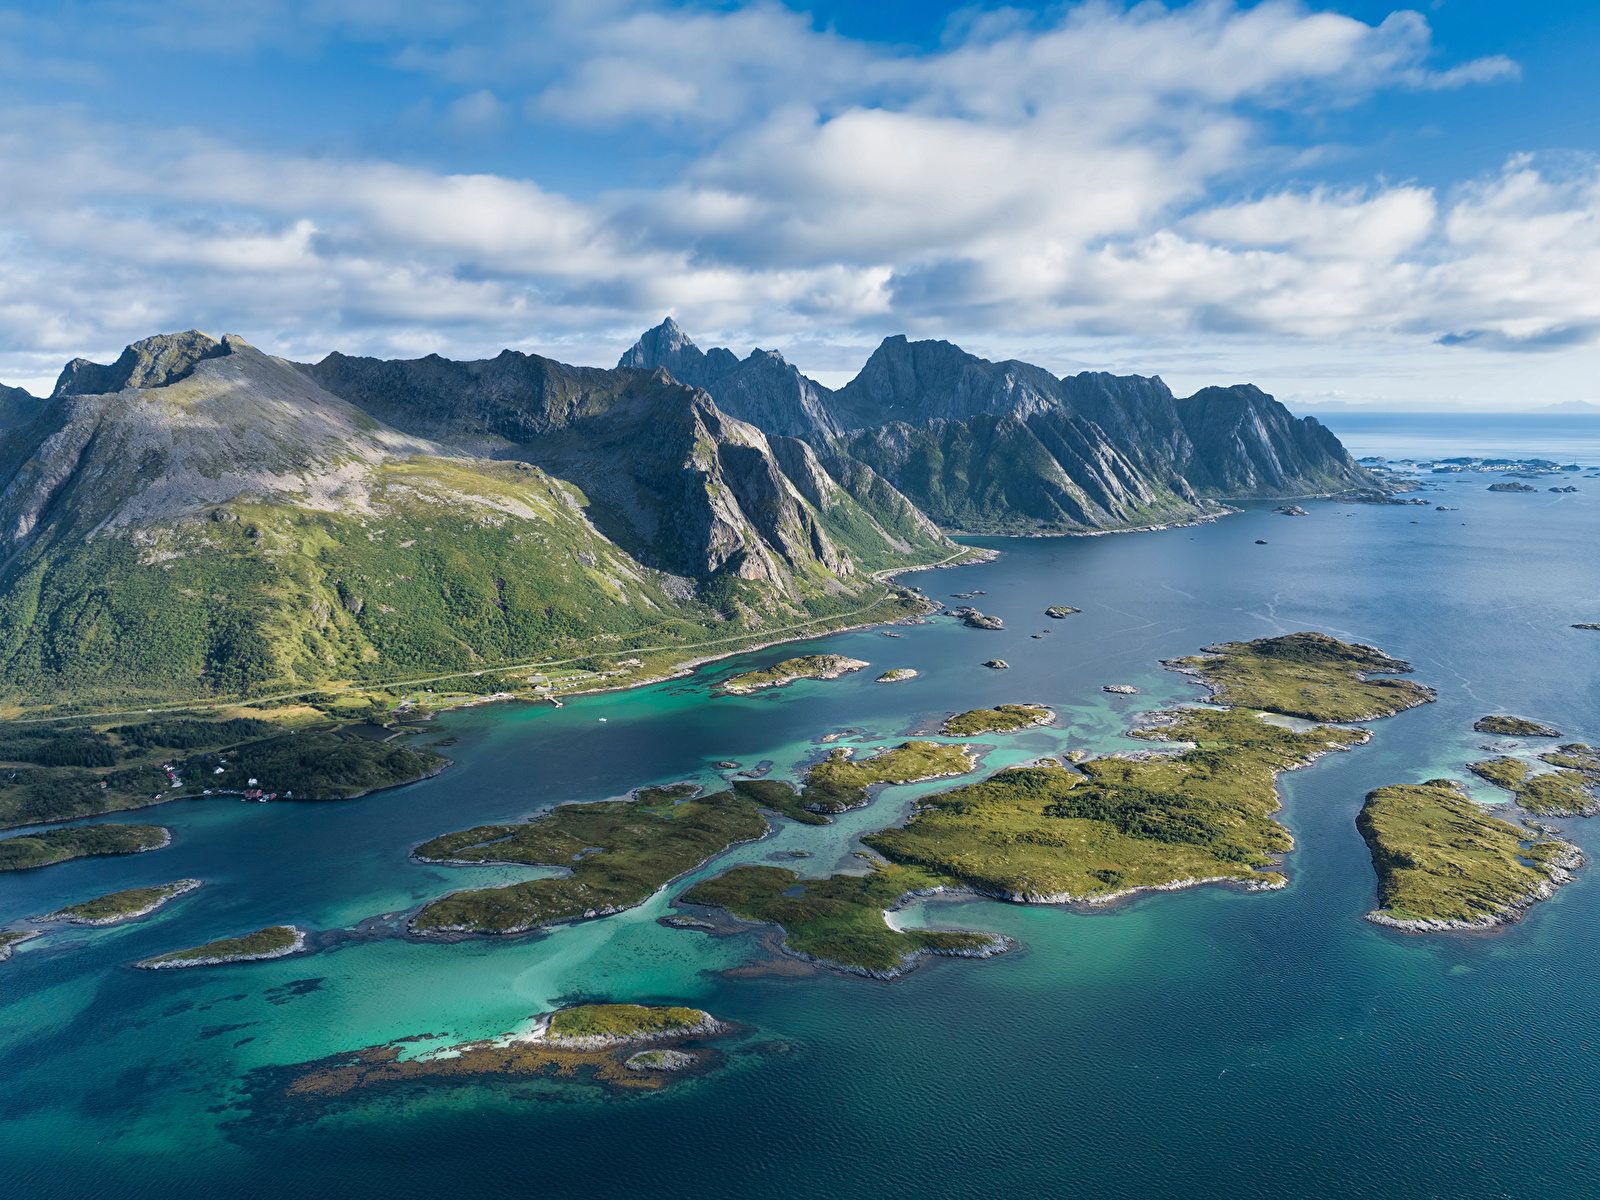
2 430 1598 1200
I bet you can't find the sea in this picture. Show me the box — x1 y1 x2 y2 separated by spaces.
3 416 1598 1200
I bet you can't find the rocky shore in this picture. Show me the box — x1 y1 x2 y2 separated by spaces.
38 879 203 926
1366 842 1584 932
135 925 306 969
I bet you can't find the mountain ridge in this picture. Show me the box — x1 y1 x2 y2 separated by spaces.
616 319 1379 533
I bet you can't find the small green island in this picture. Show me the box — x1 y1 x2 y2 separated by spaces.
1357 779 1582 930
1 929 43 960
1168 631 1436 721
1473 715 1561 737
679 633 1401 975
37 879 202 925
1045 606 1080 617
1467 757 1598 816
720 655 869 694
941 704 1055 736
136 924 305 969
0 824 170 872
283 1003 728 1099
875 669 918 683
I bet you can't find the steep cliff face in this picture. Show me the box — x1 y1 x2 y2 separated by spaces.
620 320 1377 533
0 332 955 709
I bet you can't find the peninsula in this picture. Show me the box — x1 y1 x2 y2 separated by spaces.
1 929 42 960
1467 757 1598 816
720 655 870 694
797 741 978 814
941 704 1055 736
136 924 306 968
1357 780 1581 930
37 879 202 925
0 824 169 871
282 1003 730 1099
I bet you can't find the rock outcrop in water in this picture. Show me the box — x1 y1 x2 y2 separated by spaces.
618 320 1379 535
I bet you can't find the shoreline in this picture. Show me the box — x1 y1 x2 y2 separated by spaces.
37 878 204 926
134 925 308 969
1364 842 1585 933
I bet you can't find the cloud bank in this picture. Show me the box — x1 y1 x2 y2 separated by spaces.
2 0 1594 403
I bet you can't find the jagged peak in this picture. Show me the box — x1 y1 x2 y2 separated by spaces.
52 329 232 398
617 316 699 370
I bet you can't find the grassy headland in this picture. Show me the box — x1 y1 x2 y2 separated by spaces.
799 741 978 814
941 704 1054 736
38 879 202 924
1468 757 1598 816
136 924 303 968
0 823 169 871
1172 631 1435 721
1 929 42 959
681 861 1005 975
1357 780 1580 928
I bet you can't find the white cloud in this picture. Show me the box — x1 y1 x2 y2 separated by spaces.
0 0 1588 408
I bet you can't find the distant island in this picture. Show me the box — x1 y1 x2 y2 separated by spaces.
941 704 1055 736
720 655 869 694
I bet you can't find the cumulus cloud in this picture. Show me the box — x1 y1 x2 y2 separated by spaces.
0 0 1586 394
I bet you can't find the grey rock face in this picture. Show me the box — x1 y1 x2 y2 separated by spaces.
52 330 231 397
614 321 1375 536
618 319 840 437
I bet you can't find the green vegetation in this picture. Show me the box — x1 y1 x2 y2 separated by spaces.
1542 744 1600 772
547 1004 707 1041
0 718 447 828
729 779 830 826
685 704 1366 971
1175 632 1435 721
0 823 168 871
865 707 1351 901
1045 606 1080 617
720 655 868 694
875 669 917 682
1473 715 1561 737
941 704 1053 736
799 741 977 813
196 730 447 798
137 924 301 967
1468 757 1597 816
39 879 201 924
411 789 769 933
1357 780 1577 926
681 862 999 974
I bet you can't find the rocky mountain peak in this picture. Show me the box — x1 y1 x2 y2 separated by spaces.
52 330 232 398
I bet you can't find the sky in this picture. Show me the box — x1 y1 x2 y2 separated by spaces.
3 0 1600 410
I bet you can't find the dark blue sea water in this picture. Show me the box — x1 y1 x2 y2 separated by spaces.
3 432 1598 1200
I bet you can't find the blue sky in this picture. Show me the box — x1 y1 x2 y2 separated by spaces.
3 0 1600 409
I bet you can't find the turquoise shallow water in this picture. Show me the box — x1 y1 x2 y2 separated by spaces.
3 457 1599 1199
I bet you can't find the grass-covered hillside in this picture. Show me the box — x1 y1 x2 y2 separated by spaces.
0 332 961 715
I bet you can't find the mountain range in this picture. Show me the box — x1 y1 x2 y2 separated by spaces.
0 322 1375 710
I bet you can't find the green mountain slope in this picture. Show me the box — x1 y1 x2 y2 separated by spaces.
0 333 957 713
